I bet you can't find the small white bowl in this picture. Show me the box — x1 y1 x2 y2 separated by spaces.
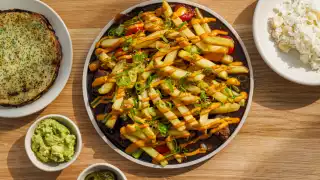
0 0 73 118
77 163 127 180
25 114 82 172
253 0 320 86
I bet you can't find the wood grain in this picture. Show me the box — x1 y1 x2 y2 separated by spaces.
2 0 320 179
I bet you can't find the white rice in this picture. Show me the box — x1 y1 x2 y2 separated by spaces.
269 0 320 71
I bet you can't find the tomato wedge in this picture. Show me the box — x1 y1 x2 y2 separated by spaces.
155 145 170 154
220 35 235 54
125 23 144 35
174 4 195 22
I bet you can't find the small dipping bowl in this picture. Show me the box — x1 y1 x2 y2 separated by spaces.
77 163 127 180
25 114 82 171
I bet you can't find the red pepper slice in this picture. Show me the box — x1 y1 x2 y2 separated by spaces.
155 145 170 154
125 24 144 36
174 4 195 22
220 35 235 54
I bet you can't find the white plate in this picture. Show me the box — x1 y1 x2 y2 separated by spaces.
82 0 254 168
0 0 72 118
253 0 320 86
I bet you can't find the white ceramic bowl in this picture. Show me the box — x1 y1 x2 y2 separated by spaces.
77 163 127 180
0 0 73 118
82 0 254 168
253 0 320 86
25 114 82 172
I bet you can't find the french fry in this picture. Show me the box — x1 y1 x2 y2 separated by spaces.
89 60 100 72
100 38 121 48
168 129 191 138
210 103 240 114
162 0 173 17
133 30 168 47
203 36 234 48
195 8 212 33
227 66 249 74
121 132 168 166
172 99 199 128
98 82 115 94
106 114 118 129
148 88 187 131
203 53 224 62
92 76 108 87
196 41 229 54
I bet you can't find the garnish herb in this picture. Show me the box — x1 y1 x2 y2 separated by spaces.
165 78 174 93
133 52 148 64
177 22 187 30
165 101 173 109
146 74 158 87
122 37 133 51
138 11 144 22
130 108 136 115
172 139 181 153
116 71 131 87
108 25 125 37
90 96 102 108
200 90 208 102
164 18 174 29
135 82 146 95
155 89 163 98
158 123 169 136
161 35 169 43
133 97 139 108
103 114 112 124
178 73 189 92
120 114 128 121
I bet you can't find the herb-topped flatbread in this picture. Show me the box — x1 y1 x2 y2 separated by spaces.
0 10 62 106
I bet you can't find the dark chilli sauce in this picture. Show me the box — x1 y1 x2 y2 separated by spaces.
85 170 117 180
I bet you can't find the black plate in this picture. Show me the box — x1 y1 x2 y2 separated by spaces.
86 1 251 167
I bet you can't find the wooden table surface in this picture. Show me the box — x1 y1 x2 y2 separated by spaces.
2 0 320 179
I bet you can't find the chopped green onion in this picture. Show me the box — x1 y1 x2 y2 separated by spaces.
108 25 125 37
200 91 208 102
158 123 169 136
231 85 240 93
178 73 189 92
90 96 102 108
164 153 176 159
165 101 173 109
133 98 139 108
132 52 148 64
120 114 128 121
103 114 112 124
165 78 174 93
135 82 146 95
122 37 133 51
130 108 137 116
161 35 169 43
155 89 163 98
172 139 181 153
177 22 187 30
164 18 173 29
146 74 158 87
116 71 131 87
138 11 144 22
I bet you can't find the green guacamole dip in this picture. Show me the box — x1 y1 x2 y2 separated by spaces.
31 119 76 163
